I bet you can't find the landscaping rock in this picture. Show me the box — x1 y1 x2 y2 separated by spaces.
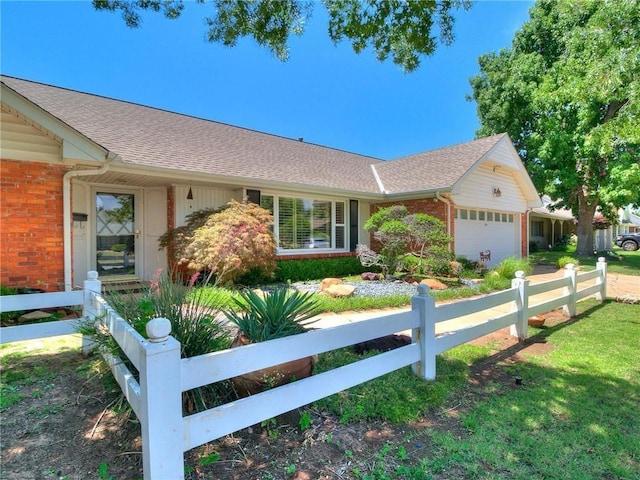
360 272 381 281
420 278 448 290
320 278 343 291
324 284 356 298
18 310 53 323
527 316 545 327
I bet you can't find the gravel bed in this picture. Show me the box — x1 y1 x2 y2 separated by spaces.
291 280 420 297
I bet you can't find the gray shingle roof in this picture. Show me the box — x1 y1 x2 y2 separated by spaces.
373 133 507 194
1 76 507 196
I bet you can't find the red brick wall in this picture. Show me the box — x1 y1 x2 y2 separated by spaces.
521 212 528 257
0 159 67 291
369 198 453 251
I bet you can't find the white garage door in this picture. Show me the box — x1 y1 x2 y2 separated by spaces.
454 209 520 267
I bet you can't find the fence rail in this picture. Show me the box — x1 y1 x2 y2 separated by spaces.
0 259 607 480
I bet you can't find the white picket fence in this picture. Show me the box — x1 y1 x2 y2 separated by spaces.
0 260 607 479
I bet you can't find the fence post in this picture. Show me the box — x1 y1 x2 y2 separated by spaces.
595 257 607 301
411 284 437 380
82 271 102 354
140 317 184 480
563 263 577 317
509 271 529 340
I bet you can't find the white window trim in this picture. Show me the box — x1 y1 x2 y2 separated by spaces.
260 192 349 254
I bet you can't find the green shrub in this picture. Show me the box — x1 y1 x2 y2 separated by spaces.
79 272 234 411
482 272 512 291
557 256 579 268
400 254 421 275
274 257 368 282
110 243 127 252
491 257 533 279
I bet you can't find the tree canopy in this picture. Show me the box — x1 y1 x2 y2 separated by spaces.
93 0 471 72
468 0 640 255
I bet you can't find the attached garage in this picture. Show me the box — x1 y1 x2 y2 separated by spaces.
454 207 521 267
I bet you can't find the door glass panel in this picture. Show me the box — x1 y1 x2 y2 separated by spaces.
96 193 136 277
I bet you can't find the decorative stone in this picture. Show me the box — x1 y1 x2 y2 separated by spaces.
420 278 447 290
320 278 343 291
324 284 356 298
361 272 381 281
18 310 53 322
527 316 545 327
450 261 463 276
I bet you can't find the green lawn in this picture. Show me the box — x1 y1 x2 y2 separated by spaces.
306 299 640 479
529 247 640 276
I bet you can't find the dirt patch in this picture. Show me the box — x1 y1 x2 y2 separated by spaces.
0 310 569 480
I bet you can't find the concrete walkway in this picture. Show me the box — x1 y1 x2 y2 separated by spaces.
311 268 639 334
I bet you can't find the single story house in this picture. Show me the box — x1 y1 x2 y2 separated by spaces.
1 76 542 292
529 196 577 250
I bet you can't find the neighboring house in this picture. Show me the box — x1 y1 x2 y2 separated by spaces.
529 196 577 250
1 76 542 292
617 206 640 235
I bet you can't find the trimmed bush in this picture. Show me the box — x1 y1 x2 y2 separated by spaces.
275 257 369 282
557 256 579 268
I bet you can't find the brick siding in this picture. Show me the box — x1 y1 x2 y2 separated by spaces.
369 198 453 251
0 159 67 291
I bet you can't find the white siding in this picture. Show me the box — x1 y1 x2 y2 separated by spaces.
453 164 527 211
72 182 91 287
143 188 168 280
174 185 237 226
0 109 61 163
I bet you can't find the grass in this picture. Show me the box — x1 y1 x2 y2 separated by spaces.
419 300 640 480
530 246 640 276
2 293 637 479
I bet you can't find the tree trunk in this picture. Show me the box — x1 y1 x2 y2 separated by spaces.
575 194 598 256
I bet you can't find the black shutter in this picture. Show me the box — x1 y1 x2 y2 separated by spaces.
349 200 359 251
246 189 261 205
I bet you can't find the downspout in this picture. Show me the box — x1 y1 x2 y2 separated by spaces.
435 192 452 251
62 153 117 291
525 208 532 258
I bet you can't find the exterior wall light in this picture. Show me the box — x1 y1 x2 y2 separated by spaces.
493 187 502 198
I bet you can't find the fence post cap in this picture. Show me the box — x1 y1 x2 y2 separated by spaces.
146 318 172 343
514 270 526 279
565 263 575 270
87 271 99 280
416 284 430 295
597 257 606 263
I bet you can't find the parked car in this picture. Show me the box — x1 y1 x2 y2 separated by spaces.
615 232 640 251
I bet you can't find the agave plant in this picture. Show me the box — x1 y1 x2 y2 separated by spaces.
224 288 320 343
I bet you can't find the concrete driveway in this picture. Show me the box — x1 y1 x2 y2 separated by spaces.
312 267 638 334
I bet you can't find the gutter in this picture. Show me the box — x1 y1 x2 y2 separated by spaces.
62 153 118 291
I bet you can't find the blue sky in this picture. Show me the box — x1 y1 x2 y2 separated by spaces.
1 1 533 159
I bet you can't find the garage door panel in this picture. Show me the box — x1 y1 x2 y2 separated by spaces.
455 219 516 266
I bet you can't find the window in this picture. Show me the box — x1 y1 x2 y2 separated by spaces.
262 194 346 251
532 221 544 237
502 213 508 222
460 209 468 220
508 214 514 223
470 210 477 220
479 211 486 221
487 212 493 221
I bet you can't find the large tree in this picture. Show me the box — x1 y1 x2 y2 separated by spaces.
469 0 640 255
93 0 470 72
